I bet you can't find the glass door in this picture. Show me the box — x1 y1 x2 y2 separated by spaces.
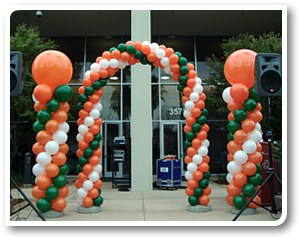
103 122 122 178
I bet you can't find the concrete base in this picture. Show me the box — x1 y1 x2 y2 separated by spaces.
77 206 101 214
187 205 212 213
230 207 257 215
43 210 64 218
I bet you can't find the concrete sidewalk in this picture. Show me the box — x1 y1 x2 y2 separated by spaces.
10 181 282 223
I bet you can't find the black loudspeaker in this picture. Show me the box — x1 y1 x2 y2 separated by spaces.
255 53 282 97
10 51 24 96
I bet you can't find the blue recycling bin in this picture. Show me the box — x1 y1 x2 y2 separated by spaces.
156 158 181 188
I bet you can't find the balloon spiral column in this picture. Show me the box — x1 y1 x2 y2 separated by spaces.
74 41 210 210
31 50 73 216
223 49 264 211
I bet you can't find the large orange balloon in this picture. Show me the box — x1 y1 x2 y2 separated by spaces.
32 50 73 90
52 196 67 212
224 49 257 89
230 83 249 103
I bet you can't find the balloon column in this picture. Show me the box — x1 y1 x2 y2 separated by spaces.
31 50 73 215
223 49 264 211
76 41 210 209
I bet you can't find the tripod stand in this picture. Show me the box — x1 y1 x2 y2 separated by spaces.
232 97 282 221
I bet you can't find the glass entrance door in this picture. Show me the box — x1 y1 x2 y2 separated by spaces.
103 122 122 178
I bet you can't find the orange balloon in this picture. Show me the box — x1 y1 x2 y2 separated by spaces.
165 47 174 57
226 183 242 197
45 120 59 134
187 70 197 78
256 142 262 152
191 138 202 149
59 102 70 112
59 186 69 198
199 195 209 206
227 141 242 154
59 143 69 154
52 152 67 166
32 186 46 199
102 51 112 60
89 125 100 135
247 110 263 123
78 140 89 151
90 71 99 82
34 101 47 112
32 50 73 90
52 196 67 212
198 162 209 173
202 155 210 163
248 152 263 164
227 153 234 162
82 78 92 87
76 149 84 158
186 116 196 126
88 188 99 199
193 170 203 181
84 132 94 143
33 84 53 104
203 186 212 196
241 119 256 132
82 196 93 208
83 164 93 175
248 196 261 208
84 101 94 112
187 78 196 88
89 156 100 166
78 86 85 94
89 94 100 104
185 187 194 196
233 172 247 188
230 83 249 103
194 100 205 110
183 87 193 97
111 49 121 60
233 130 248 144
45 163 59 178
186 147 197 158
169 54 179 64
184 156 192 164
93 148 103 157
141 44 151 55
32 142 45 155
78 172 88 183
170 64 180 73
196 130 207 141
228 112 234 121
227 100 244 112
133 41 142 50
93 179 103 189
226 194 234 206
79 110 89 120
242 162 257 176
121 52 130 62
183 125 192 133
191 108 201 119
224 49 256 88
201 124 209 133
52 110 68 123
187 179 198 190
35 175 51 190
75 179 82 189
36 130 52 145
94 118 103 126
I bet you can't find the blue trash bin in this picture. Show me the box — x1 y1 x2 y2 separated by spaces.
156 158 181 188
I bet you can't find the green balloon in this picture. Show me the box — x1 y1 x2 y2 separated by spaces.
197 116 207 125
140 56 148 65
117 43 126 52
227 132 234 141
227 120 241 133
46 186 59 200
178 57 188 66
201 108 208 117
180 66 189 75
126 45 135 54
33 121 45 133
46 99 60 112
52 174 67 188
84 86 94 96
234 109 247 122
134 50 143 60
248 173 263 186
37 110 51 124
256 164 262 174
84 148 94 158
93 195 104 206
90 140 100 150
203 171 211 180
177 84 185 92
100 79 107 87
92 81 102 90
94 134 102 141
249 87 261 102
36 198 51 213
78 94 89 104
198 179 209 188
179 76 188 85
174 51 182 58
184 140 191 149
59 164 69 175
242 183 256 197
76 103 83 112
54 85 73 102
76 164 83 174
192 123 201 133
243 99 257 112
188 196 198 206
194 187 203 197
233 195 247 210
78 156 88 166
186 132 195 141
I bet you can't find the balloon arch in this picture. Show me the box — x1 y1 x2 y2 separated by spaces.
30 42 263 216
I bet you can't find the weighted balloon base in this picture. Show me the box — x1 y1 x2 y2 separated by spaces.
77 206 101 214
187 205 212 213
230 207 257 216
43 210 64 218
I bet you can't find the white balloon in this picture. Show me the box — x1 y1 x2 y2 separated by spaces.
222 87 232 103
77 188 87 198
84 70 91 78
185 101 194 111
187 162 197 173
189 92 200 102
52 131 68 144
183 110 191 118
155 49 165 59
76 198 83 206
195 77 202 84
185 171 193 180
84 116 95 127
193 84 203 94
233 150 248 165
94 103 102 112
226 173 233 183
32 93 37 103
89 171 100 182
78 124 88 135
93 164 102 174
164 66 171 75
32 163 45 177
227 161 242 174
109 59 119 69
83 180 93 191
99 59 109 69
255 123 262 132
90 63 101 72
248 130 263 142
90 109 100 119
242 140 257 154
192 154 203 165
76 133 83 142
202 139 210 148
160 57 170 67
45 141 59 155
142 41 151 46
36 152 52 167
150 42 159 52
59 122 70 133
118 61 126 69
198 146 208 156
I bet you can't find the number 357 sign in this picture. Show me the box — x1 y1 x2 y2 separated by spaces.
168 107 182 116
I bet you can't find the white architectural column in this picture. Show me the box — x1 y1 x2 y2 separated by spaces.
130 10 152 191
